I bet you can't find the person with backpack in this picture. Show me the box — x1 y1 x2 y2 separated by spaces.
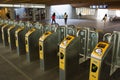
64 12 68 24
102 14 107 25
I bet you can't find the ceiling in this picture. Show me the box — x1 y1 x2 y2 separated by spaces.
1 0 120 8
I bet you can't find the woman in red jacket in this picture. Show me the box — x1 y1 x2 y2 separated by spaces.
51 12 56 24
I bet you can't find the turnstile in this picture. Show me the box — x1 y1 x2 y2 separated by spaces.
25 28 43 62
39 26 65 71
77 28 99 62
8 25 17 51
87 30 99 57
59 35 80 80
89 31 120 80
25 28 36 60
15 27 30 56
89 42 112 80
110 31 120 74
1 24 12 47
15 27 24 48
24 22 50 62
77 28 88 59
59 27 99 80
0 23 6 43
16 21 44 56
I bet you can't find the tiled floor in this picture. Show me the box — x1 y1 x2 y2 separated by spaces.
0 44 59 80
0 44 120 80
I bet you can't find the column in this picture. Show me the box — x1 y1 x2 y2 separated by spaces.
9 8 15 20
32 8 36 21
45 5 51 20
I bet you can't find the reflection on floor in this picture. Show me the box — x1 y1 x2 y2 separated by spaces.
0 42 120 80
0 44 59 80
42 19 120 33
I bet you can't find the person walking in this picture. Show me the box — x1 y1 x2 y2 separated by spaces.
64 12 68 24
102 14 107 26
51 12 56 24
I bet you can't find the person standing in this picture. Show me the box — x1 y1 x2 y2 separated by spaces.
64 12 68 24
79 12 82 19
51 12 56 24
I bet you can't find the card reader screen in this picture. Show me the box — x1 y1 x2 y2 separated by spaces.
92 63 98 72
97 44 106 48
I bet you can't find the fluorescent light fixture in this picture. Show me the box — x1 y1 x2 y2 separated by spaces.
90 5 108 9
99 5 103 8
13 4 21 7
92 5 96 9
32 5 45 8
0 4 45 8
0 4 13 7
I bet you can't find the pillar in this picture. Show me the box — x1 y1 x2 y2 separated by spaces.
9 8 15 20
32 8 36 21
45 5 51 20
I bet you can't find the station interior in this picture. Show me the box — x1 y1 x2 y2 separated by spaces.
0 0 120 80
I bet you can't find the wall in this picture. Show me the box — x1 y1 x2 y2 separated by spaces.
50 4 72 19
71 7 78 19
14 8 25 19
0 8 7 19
76 7 98 20
9 8 15 19
45 4 77 19
45 5 120 20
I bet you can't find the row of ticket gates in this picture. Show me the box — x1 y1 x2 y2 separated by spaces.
0 19 120 80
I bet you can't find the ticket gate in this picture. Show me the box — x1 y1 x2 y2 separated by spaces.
87 29 99 57
39 26 66 71
103 31 120 76
0 23 6 43
25 22 45 62
77 28 88 59
66 26 77 36
89 31 120 80
15 27 24 47
25 28 36 60
15 21 34 56
1 24 13 47
110 31 120 75
8 26 16 50
89 42 112 80
76 28 99 62
15 27 30 56
25 21 33 28
7 21 19 51
0 19 9 43
25 28 43 62
59 27 99 80
59 35 80 80
16 22 44 57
